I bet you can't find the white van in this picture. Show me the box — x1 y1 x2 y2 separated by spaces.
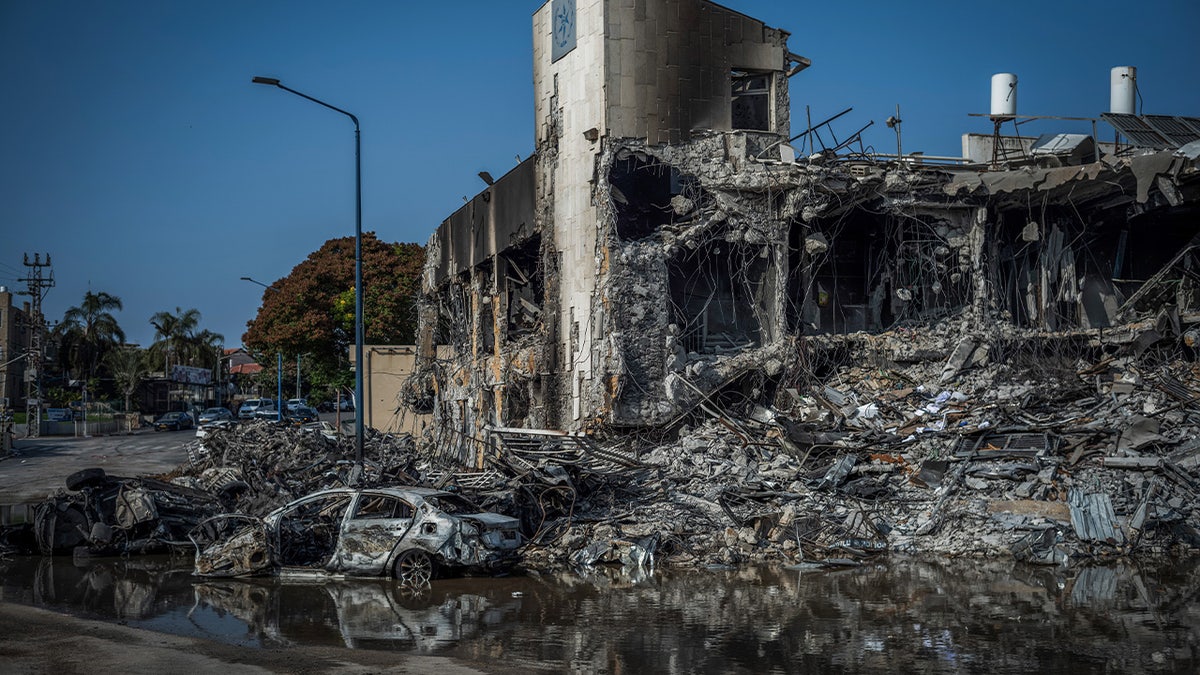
237 398 273 420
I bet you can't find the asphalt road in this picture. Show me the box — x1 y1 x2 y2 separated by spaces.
0 428 194 503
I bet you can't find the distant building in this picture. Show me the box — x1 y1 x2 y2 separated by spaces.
350 345 428 435
224 347 263 398
0 287 31 410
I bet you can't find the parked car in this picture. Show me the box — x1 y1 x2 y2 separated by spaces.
198 407 234 425
316 398 355 413
153 411 194 431
253 406 282 421
189 487 523 585
286 398 307 412
237 399 273 420
286 405 319 424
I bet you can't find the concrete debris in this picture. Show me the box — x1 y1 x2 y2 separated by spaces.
7 321 1200 572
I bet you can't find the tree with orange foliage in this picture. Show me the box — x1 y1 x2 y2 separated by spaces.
243 233 424 400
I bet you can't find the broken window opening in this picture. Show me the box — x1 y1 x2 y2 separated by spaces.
503 236 544 340
791 214 887 334
477 262 497 354
669 241 769 355
277 494 350 568
352 496 414 520
890 220 972 325
609 152 704 240
502 382 531 427
434 279 471 348
731 70 772 132
791 211 972 334
992 206 1200 330
1102 209 1200 323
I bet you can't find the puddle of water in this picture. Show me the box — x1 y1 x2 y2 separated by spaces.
1 554 1197 673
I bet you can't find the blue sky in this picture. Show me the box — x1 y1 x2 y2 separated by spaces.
1 0 1196 348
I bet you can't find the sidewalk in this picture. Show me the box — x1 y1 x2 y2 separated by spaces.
0 427 194 503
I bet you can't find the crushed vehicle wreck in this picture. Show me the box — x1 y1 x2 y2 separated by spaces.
29 467 224 556
189 487 522 585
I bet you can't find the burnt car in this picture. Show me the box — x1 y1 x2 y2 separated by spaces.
189 487 522 585
30 467 224 556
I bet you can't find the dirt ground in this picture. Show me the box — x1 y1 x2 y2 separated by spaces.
0 602 507 675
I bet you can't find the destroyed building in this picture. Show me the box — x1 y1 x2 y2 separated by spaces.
408 0 1200 463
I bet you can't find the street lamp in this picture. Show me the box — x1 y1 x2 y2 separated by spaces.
250 76 364 474
241 276 284 422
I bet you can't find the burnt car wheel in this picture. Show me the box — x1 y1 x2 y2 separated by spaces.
392 549 434 587
65 468 108 491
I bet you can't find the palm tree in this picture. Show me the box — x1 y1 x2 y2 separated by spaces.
104 346 148 412
149 307 200 373
59 291 126 382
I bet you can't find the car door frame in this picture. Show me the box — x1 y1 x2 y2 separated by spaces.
329 491 419 575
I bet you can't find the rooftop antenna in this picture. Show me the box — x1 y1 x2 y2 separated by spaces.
886 104 903 162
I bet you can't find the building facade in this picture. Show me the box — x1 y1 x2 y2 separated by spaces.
410 0 1200 463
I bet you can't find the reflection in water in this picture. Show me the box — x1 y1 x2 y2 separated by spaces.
2 555 1198 673
189 578 515 651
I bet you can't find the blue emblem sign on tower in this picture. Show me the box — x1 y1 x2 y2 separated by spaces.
551 0 576 62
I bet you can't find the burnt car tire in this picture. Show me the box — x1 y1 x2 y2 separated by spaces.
65 468 108 491
392 549 435 587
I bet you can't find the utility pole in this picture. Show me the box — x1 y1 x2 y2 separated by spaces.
19 253 54 438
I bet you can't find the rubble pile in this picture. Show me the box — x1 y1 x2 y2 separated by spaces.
8 316 1200 572
174 421 423 515
496 316 1200 570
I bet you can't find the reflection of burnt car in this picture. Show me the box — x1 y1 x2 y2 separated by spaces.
193 577 521 652
153 411 194 431
31 468 223 556
190 487 522 585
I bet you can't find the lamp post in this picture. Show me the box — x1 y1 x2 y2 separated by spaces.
241 276 284 422
249 76 363 474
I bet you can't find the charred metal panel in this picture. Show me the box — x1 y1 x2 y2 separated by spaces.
431 157 537 285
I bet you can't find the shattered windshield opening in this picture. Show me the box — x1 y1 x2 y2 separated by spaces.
278 494 351 567
424 494 480 515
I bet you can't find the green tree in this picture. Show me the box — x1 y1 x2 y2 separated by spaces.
149 306 200 372
57 291 126 383
191 328 225 369
104 346 148 412
243 233 424 396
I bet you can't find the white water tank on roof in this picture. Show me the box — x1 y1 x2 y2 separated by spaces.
1110 66 1137 114
990 73 1018 119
